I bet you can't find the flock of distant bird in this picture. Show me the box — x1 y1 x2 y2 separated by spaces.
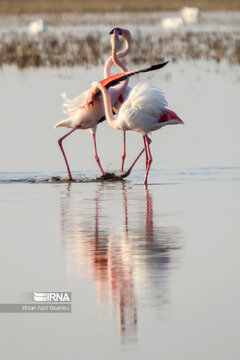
52 28 183 185
161 6 200 30
28 7 200 36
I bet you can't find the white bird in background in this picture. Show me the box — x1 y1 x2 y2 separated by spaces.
28 19 47 35
180 7 200 24
161 6 199 31
90 81 183 185
161 17 184 31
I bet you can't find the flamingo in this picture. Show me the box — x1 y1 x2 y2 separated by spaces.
90 81 183 185
54 29 168 182
54 30 131 181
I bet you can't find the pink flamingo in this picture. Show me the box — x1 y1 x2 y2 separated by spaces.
54 29 132 181
90 81 183 185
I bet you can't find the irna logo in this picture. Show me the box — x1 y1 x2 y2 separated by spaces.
34 292 71 302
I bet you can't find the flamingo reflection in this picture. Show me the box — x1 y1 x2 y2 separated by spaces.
60 182 181 343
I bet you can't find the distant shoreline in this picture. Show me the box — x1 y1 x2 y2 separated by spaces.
1 8 240 68
0 0 240 15
1 32 240 68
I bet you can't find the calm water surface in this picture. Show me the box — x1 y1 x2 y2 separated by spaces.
0 60 240 359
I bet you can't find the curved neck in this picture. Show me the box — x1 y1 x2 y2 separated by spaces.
104 34 131 78
96 83 119 129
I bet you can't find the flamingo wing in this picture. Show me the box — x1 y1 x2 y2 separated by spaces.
62 89 89 115
91 61 169 103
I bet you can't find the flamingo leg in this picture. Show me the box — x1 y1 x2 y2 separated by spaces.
92 133 105 175
143 135 148 170
58 128 77 181
143 134 152 185
121 137 152 178
121 131 126 171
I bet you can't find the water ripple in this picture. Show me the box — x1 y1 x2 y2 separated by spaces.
0 166 239 184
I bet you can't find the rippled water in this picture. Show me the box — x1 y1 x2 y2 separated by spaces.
1 60 240 359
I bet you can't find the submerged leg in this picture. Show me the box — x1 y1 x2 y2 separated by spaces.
58 128 77 181
92 132 105 175
121 131 126 171
121 137 152 178
143 134 152 185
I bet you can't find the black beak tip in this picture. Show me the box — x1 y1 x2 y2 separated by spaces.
109 29 114 35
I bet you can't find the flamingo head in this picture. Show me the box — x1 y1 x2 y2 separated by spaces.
109 27 132 44
109 27 123 36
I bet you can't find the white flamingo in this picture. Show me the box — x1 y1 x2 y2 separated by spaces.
90 81 183 185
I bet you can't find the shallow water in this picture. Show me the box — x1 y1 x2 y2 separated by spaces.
1 60 240 359
1 179 240 359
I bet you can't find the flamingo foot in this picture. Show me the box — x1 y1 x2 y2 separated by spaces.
119 169 132 178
